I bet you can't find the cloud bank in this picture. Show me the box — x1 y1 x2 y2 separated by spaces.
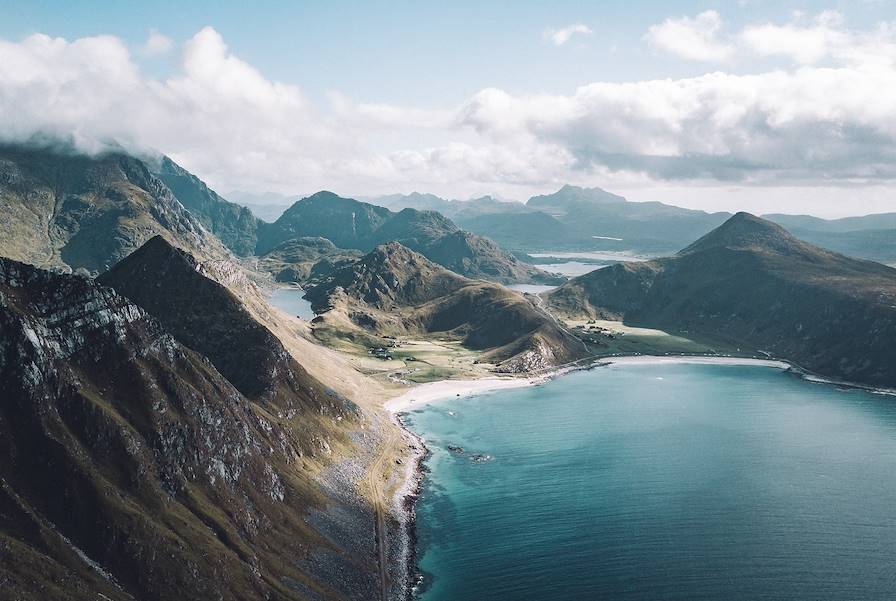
1 14 896 212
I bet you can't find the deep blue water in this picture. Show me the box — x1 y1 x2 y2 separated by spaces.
268 287 316 320
405 364 896 600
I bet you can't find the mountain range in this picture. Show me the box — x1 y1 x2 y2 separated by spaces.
254 192 559 284
372 187 896 264
546 212 896 388
1 138 894 600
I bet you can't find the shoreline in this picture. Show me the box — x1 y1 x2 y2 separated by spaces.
386 411 427 601
384 375 546 413
599 355 791 369
384 353 896 599
384 355 798 414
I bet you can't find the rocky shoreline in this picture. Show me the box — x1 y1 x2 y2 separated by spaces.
387 412 428 600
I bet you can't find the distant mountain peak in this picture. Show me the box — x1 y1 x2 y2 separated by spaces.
680 212 803 255
305 190 343 201
528 184 627 209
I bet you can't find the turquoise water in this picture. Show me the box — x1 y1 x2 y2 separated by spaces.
269 287 316 320
405 364 896 600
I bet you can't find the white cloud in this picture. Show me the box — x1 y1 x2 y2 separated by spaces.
741 11 848 64
1 21 896 213
142 29 173 56
545 24 593 46
741 10 896 68
458 67 896 183
644 10 733 62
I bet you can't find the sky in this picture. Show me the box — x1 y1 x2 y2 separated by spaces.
2 0 896 217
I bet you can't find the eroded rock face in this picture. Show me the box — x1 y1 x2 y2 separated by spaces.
0 258 371 600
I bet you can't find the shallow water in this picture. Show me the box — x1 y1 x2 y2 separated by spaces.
406 364 896 600
268 287 316 320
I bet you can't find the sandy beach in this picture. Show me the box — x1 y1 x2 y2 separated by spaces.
385 376 546 412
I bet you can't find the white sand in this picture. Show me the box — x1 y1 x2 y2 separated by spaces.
385 376 543 412
602 356 791 369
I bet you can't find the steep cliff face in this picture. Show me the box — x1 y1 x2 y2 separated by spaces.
547 213 896 388
0 258 374 600
0 145 228 274
154 156 260 257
